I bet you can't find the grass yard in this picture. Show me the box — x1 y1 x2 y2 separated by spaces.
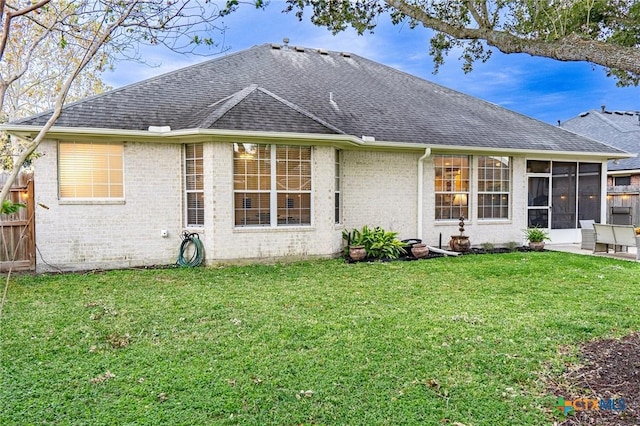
2 251 640 425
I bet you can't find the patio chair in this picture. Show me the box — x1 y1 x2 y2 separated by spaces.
579 220 596 250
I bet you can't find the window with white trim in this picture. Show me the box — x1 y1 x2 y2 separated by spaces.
58 141 123 199
184 143 204 226
477 156 511 220
434 155 469 220
234 144 311 226
614 175 631 186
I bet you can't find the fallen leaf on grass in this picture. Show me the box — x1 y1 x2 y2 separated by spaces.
296 390 314 399
106 333 131 348
90 371 115 384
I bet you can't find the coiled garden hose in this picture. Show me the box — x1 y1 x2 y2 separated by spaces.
177 232 204 267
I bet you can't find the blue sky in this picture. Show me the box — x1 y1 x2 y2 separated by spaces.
104 2 640 125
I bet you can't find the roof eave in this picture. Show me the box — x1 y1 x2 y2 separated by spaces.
2 125 632 159
365 140 633 159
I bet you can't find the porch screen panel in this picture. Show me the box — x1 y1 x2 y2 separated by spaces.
185 143 204 226
59 142 123 199
551 162 577 229
577 163 601 222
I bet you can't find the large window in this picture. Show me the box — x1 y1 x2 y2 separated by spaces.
434 155 469 220
477 156 511 220
184 144 204 227
58 141 123 199
234 144 311 227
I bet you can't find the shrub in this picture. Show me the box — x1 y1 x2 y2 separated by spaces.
481 242 495 251
505 241 520 251
342 226 407 259
524 227 551 243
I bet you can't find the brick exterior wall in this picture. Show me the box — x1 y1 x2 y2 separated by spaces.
33 139 534 272
34 140 183 272
341 151 528 247
200 144 341 262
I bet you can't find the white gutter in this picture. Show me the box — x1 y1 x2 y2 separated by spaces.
2 124 633 159
417 147 431 240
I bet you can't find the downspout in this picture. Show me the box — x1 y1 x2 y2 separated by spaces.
417 147 431 240
601 160 608 224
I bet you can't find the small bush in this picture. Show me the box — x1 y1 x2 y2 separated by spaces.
524 227 551 243
343 225 406 259
481 242 495 251
505 241 520 251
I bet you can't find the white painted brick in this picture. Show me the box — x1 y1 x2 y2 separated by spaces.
33 139 536 271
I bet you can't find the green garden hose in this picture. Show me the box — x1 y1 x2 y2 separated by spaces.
177 232 204 267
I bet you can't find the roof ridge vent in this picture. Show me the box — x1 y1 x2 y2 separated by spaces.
270 43 281 50
295 46 304 52
341 52 351 57
318 49 328 55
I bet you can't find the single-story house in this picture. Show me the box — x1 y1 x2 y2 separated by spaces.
560 107 640 224
2 42 631 272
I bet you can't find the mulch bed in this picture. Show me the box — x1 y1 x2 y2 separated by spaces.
345 245 535 263
550 333 640 425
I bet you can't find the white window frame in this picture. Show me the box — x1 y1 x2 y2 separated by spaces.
184 143 204 227
434 155 470 221
233 144 312 227
477 156 511 221
58 141 124 202
335 149 342 224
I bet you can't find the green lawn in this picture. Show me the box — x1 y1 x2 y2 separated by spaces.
2 252 639 425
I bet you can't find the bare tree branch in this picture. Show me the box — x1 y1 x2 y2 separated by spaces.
0 1 138 205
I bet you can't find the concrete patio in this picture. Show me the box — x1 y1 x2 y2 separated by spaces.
547 243 639 261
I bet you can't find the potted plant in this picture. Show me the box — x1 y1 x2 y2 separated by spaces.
342 226 407 261
342 228 366 261
524 227 550 251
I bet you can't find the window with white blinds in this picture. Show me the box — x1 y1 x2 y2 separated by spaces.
184 144 204 226
233 144 311 227
58 142 124 199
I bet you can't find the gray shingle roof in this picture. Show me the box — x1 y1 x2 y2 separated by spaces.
12 43 626 155
561 109 640 170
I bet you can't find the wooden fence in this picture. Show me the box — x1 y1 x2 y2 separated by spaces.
607 186 640 226
0 172 35 272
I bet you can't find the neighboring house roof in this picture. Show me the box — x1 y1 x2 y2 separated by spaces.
561 109 640 171
7 43 628 156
